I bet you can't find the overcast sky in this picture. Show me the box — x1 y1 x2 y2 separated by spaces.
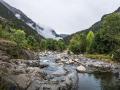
4 0 120 34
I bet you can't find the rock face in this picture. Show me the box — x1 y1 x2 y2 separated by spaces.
0 39 38 60
19 49 39 60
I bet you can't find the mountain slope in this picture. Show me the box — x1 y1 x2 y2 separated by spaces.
64 7 120 43
0 0 62 40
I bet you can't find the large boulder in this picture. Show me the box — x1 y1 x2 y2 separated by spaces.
0 50 10 62
20 50 39 60
0 39 39 60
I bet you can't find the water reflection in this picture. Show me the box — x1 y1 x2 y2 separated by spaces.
78 72 120 90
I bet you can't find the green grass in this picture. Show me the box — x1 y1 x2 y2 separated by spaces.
84 54 112 62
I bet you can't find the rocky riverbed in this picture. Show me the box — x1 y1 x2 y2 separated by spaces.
0 51 120 90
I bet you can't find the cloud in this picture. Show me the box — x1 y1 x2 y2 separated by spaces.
4 0 120 34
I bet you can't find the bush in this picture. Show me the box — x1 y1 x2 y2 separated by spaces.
39 39 47 51
84 54 111 61
11 29 28 49
56 40 66 52
27 35 39 50
112 49 120 62
0 25 11 39
86 31 95 53
69 34 86 54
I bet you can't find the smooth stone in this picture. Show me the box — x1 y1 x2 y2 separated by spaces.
69 59 74 64
76 65 86 73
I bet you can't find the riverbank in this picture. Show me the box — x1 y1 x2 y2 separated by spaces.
0 51 78 90
39 51 120 78
0 51 120 90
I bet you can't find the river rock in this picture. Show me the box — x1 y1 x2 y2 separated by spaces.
25 60 40 67
0 53 79 90
76 65 86 73
61 59 67 63
69 59 74 64
20 50 39 60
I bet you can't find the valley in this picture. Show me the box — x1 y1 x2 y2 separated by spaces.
0 0 120 90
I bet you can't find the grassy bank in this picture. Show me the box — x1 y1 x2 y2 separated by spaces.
84 54 113 62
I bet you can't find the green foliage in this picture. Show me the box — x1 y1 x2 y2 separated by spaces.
68 12 120 62
0 24 2 36
27 35 39 50
69 34 86 54
84 12 120 62
39 39 47 51
56 40 66 52
102 13 120 34
0 3 43 42
0 24 11 39
86 31 95 52
93 13 120 54
0 25 66 52
42 39 66 51
84 54 111 61
39 39 66 52
27 35 36 46
112 49 120 62
11 30 28 48
46 39 57 51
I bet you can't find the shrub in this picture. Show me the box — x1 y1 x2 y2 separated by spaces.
112 49 120 62
86 31 95 52
84 54 111 61
56 40 66 52
69 34 86 54
11 29 28 49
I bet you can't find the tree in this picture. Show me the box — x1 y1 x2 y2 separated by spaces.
0 24 2 36
11 30 27 48
86 31 95 53
27 35 39 50
57 40 66 52
0 24 11 39
39 39 66 51
69 34 86 54
46 39 57 51
112 49 120 62
93 13 120 54
39 39 47 51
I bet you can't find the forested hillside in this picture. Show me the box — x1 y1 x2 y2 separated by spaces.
0 17 66 57
65 7 120 62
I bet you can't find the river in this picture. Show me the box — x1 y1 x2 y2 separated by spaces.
78 72 120 90
39 52 120 90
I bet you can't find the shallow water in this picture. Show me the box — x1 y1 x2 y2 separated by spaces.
78 73 120 90
40 53 120 90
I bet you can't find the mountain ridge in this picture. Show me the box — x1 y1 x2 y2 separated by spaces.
0 0 62 40
64 7 120 43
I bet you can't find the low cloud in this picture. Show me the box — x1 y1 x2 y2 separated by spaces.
4 0 120 34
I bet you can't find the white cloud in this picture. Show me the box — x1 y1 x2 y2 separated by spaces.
4 0 120 34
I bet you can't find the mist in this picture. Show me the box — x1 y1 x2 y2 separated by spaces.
4 0 120 34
